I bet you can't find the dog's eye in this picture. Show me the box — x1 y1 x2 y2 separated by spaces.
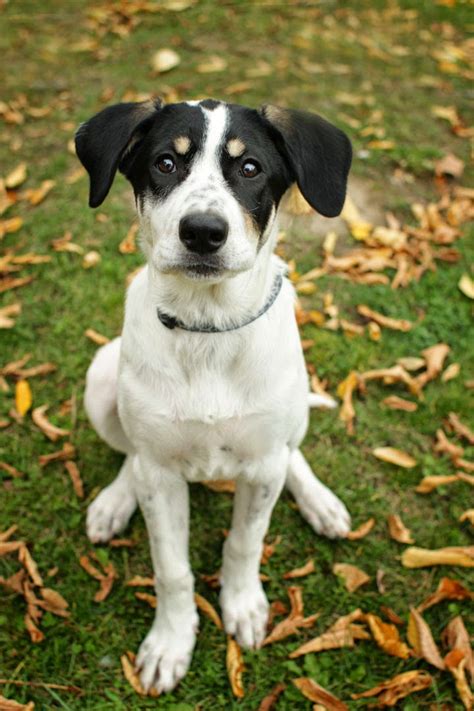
156 155 176 174
241 160 261 178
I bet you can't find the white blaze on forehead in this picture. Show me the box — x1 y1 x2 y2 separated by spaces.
226 138 246 158
198 104 228 170
174 135 191 155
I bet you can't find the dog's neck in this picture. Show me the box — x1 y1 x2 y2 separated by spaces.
145 219 283 332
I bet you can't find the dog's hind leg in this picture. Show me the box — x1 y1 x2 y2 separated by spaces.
84 337 138 543
286 448 351 539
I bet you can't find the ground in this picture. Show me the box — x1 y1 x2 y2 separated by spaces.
0 1 473 709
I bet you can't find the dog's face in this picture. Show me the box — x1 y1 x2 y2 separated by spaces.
76 98 351 282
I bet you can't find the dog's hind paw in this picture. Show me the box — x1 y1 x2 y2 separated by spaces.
86 482 137 543
220 581 269 649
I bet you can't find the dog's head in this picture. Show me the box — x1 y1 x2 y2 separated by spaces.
76 98 351 281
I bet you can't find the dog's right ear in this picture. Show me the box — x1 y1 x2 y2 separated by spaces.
75 99 162 208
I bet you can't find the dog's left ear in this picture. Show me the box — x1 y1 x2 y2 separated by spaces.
260 105 352 218
75 99 163 208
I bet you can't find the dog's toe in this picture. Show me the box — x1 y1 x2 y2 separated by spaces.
136 623 196 695
300 489 351 539
86 484 136 543
221 582 269 649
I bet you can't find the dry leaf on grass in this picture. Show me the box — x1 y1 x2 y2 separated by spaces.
109 538 135 548
337 370 358 435
417 577 473 613
121 651 158 697
24 613 44 643
293 678 348 710
333 563 370 592
289 609 365 658
407 608 445 669
0 302 21 329
283 559 315 579
441 362 460 382
380 606 403 626
5 162 27 189
0 693 35 710
458 273 474 299
0 276 34 294
351 669 432 705
434 153 464 178
415 474 461 493
125 575 155 587
82 251 101 269
31 405 69 442
417 343 450 388
382 396 418 412
19 545 43 586
357 305 412 331
263 586 320 646
257 682 286 711
402 546 474 568
64 460 84 498
194 592 222 629
84 328 109 346
443 616 474 678
365 613 412 659
15 380 32 416
119 223 138 254
346 518 375 540
447 412 474 445
23 179 55 206
434 428 464 459
387 514 414 544
38 442 75 467
201 479 236 493
0 541 23 556
226 636 245 698
151 48 180 74
360 365 421 397
0 525 18 542
459 509 474 526
373 447 417 468
79 555 117 602
0 461 24 479
135 591 157 607
444 651 473 710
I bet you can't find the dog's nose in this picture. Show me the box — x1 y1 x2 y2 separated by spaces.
179 213 228 254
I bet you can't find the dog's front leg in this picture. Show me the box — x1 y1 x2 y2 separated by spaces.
220 448 288 648
133 454 198 694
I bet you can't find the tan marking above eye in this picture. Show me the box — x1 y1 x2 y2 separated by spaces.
174 136 191 155
226 138 246 158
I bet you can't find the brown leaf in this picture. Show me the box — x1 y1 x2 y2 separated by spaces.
121 651 158 697
31 405 69 442
283 559 315 579
119 223 138 254
434 428 464 459
0 461 24 479
382 396 418 412
82 251 101 269
373 447 417 468
360 364 421 397
387 514 414 544
289 609 364 658
24 613 44 643
407 608 445 669
380 606 403 626
333 563 370 592
346 518 375 540
84 328 110 346
0 525 18 542
79 554 103 581
459 509 474 526
5 162 27 189
38 443 75 467
441 362 460 382
15 380 32 416
0 302 21 329
417 343 450 388
434 153 464 178
125 575 155 587
194 592 223 629
64 460 84 498
109 538 135 547
417 578 472 615
0 541 23 556
0 693 35 710
444 652 473 710
402 546 474 568
447 412 474 445
293 678 348 710
23 179 55 206
263 586 320 646
226 636 245 698
201 479 236 493
442 616 474 680
257 682 286 711
135 591 157 607
19 545 43 586
415 474 460 493
94 563 116 602
357 305 412 331
151 48 180 74
458 273 474 299
337 371 358 435
365 613 412 659
16 363 56 379
351 669 432 705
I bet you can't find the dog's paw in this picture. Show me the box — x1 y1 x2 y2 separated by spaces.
86 482 136 543
136 619 197 694
221 581 269 649
299 487 351 539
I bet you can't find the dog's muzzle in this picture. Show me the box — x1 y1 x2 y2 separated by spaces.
179 212 228 255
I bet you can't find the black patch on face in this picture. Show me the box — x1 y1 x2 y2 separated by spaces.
220 105 293 243
199 98 221 111
122 103 207 204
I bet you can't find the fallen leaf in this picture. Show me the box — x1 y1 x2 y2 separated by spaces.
201 479 236 493
257 682 286 711
151 48 180 73
283 559 315 579
337 370 358 435
333 563 370 592
84 328 109 345
434 153 464 178
50 232 83 254
38 442 75 467
447 412 474 444
119 223 138 254
0 525 18 542
373 447 417 468
23 179 55 206
351 669 432 705
293 678 348 710
434 428 464 459
0 302 21 329
289 609 364 658
15 379 32 416
0 217 24 237
64 460 84 498
387 514 414 544
365 613 412 659
125 575 155 587
31 405 69 441
397 356 426 371
441 362 460 382
5 162 27 189
459 509 474 526
402 546 474 568
82 250 101 269
417 343 450 387
0 541 23 556
0 461 24 479
194 592 223 629
24 613 44 643
109 538 135 547
94 562 117 603
357 305 412 331
121 651 158 697
135 591 157 607
445 653 473 710
360 365 421 397
382 396 418 412
197 55 228 73
18 545 43 586
415 473 460 493
380 606 403 626
263 586 320 646
0 693 35 710
346 517 375 540
442 615 474 680
458 273 474 299
226 636 245 698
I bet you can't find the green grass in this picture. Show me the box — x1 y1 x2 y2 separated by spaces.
1 1 473 709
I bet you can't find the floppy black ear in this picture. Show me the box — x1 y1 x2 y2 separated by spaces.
260 104 352 218
75 99 162 208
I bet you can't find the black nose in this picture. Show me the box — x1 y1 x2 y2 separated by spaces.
179 213 228 254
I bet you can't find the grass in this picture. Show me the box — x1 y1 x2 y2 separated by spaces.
1 1 473 709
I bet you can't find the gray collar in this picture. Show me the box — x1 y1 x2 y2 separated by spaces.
157 272 284 333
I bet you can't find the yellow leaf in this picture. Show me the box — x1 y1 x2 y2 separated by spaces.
458 273 474 299
351 670 432 704
151 48 181 74
5 162 27 189
15 379 32 416
346 517 375 540
333 563 370 592
365 613 412 659
226 636 245 698
407 608 445 670
402 546 474 568
373 447 417 468
293 678 348 710
387 514 414 544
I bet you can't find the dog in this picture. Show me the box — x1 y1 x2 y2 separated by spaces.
75 97 352 694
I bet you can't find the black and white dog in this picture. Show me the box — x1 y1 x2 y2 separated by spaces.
76 98 352 694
